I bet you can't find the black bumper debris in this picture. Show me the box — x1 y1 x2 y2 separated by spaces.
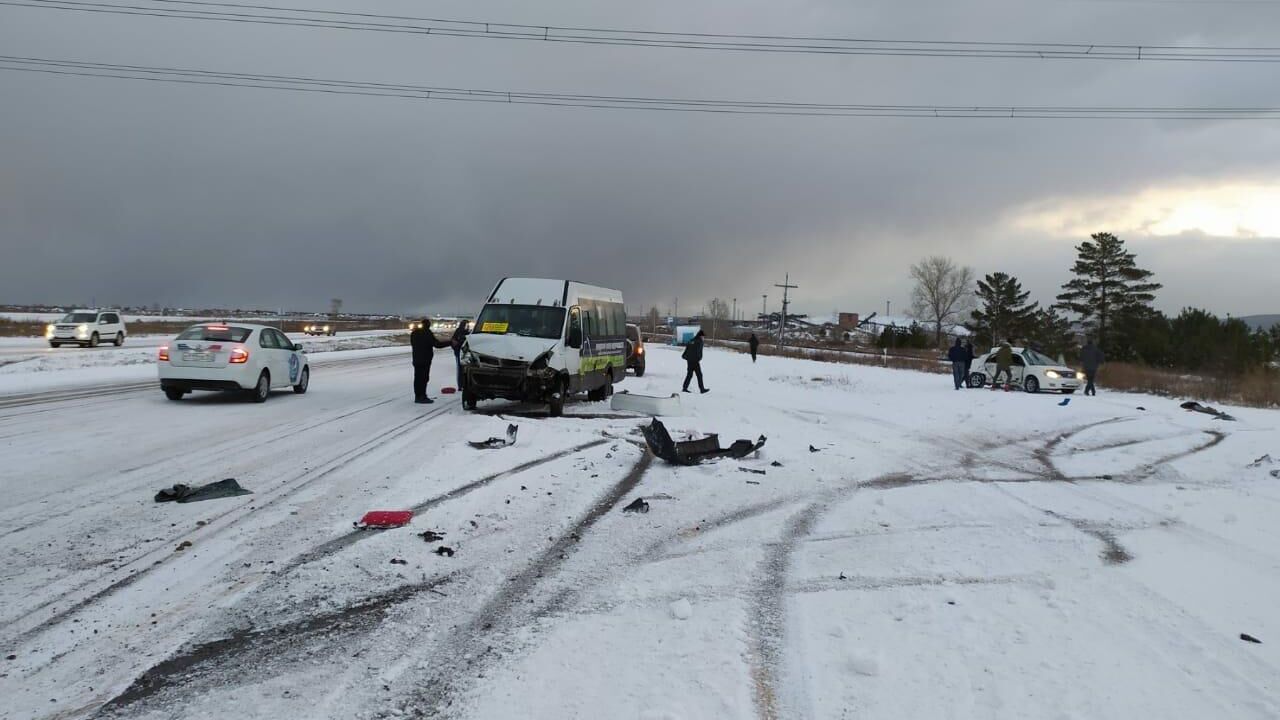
468 423 518 449
642 418 766 466
155 478 252 503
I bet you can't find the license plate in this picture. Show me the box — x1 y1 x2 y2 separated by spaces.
182 352 214 362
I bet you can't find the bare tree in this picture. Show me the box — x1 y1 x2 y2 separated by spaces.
909 256 975 347
706 298 730 339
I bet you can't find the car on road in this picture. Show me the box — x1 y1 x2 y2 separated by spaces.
303 322 335 336
46 310 127 348
158 323 310 402
625 323 646 376
968 346 1083 393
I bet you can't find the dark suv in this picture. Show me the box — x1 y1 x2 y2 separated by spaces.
625 324 646 376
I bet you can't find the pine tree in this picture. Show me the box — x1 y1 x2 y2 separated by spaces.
1056 232 1161 351
968 272 1038 349
1027 306 1074 358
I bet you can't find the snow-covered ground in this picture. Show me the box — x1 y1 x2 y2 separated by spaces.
0 330 407 395
1 345 1277 720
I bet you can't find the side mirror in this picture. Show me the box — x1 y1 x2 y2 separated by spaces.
567 327 582 349
294 343 304 351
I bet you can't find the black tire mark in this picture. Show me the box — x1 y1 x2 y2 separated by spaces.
3 403 454 647
275 438 613 576
402 451 653 718
96 574 457 715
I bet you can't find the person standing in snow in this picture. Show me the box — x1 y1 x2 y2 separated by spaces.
450 320 470 389
748 333 760 363
963 340 975 388
947 338 968 390
410 318 451 404
1081 338 1105 396
992 340 1014 389
682 329 709 394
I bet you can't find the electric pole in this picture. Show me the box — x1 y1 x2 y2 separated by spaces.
775 273 798 350
732 298 737 326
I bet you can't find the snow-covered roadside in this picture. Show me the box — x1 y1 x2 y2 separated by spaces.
3 344 1278 720
0 331 409 396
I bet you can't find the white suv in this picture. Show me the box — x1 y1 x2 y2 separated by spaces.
46 310 128 348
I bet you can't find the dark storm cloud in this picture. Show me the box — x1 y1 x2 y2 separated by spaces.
2 0 1280 317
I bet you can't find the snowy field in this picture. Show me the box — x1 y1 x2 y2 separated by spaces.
1 344 1277 720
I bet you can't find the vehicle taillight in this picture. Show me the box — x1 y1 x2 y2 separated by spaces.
230 347 249 363
158 346 169 361
637 346 645 354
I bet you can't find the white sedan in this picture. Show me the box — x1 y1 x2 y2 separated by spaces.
158 323 310 402
968 346 1083 394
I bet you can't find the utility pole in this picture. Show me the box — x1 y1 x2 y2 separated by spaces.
775 273 798 351
732 298 737 327
886 300 891 318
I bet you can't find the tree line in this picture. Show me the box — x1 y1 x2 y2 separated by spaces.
907 232 1280 372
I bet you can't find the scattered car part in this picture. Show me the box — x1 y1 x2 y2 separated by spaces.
1248 454 1272 467
740 467 766 475
611 390 683 416
434 546 455 557
642 419 766 466
1058 398 1071 406
155 478 252 504
418 530 446 542
1180 401 1237 421
622 497 650 513
809 445 822 453
468 424 518 449
354 510 414 529
1240 633 1262 644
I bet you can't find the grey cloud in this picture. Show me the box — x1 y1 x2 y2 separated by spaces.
3 0 1279 317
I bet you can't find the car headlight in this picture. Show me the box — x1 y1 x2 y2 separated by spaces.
1076 371 1086 380
530 350 551 370
323 325 330 332
77 324 88 335
1045 370 1060 378
45 324 54 338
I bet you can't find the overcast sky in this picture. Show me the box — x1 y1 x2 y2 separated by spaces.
3 0 1280 319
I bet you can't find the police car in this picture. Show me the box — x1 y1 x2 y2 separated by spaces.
158 323 310 402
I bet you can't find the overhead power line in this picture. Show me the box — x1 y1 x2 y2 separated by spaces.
7 0 1280 63
3 54 1279 120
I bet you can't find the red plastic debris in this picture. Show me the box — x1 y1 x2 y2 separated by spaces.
356 510 413 529
440 387 457 395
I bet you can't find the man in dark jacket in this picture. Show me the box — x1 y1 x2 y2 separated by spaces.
992 340 1014 389
410 319 451 404
748 333 760 363
947 338 967 390
1081 338 1105 396
963 340 975 387
450 320 470 389
681 329 709 394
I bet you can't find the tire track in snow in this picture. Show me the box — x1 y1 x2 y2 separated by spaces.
272 437 613 577
2 402 455 649
399 450 654 718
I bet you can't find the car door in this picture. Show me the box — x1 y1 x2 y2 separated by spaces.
277 329 304 386
1012 353 1028 385
257 329 286 387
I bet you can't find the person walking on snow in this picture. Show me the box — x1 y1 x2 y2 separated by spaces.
992 340 1014 389
682 329 709 394
450 320 470 389
1081 338 1105 396
748 333 760 363
410 318 451 404
948 338 968 390
963 340 975 388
